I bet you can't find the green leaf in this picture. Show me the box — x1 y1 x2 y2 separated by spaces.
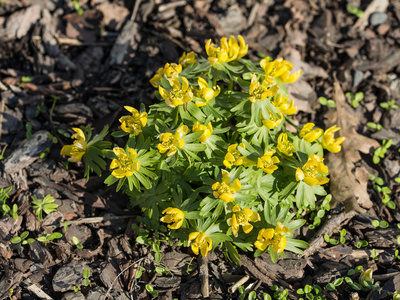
11 237 22 244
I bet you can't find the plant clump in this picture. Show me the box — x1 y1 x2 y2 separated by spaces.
61 35 345 262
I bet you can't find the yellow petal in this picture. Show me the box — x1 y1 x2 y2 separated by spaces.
231 179 241 192
60 145 74 156
220 192 236 203
295 168 304 181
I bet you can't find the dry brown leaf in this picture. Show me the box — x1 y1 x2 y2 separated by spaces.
325 81 380 212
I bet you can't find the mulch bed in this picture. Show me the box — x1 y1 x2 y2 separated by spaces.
1 0 400 299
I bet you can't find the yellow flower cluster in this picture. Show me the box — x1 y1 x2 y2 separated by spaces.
159 77 193 108
296 154 329 186
193 77 220 107
205 35 248 65
248 74 279 103
299 123 345 153
193 121 213 142
260 57 303 84
277 133 295 156
223 143 255 169
229 204 260 237
212 170 241 202
150 63 182 87
189 232 212 257
254 222 290 254
158 125 189 156
257 148 280 174
119 106 148 135
60 128 87 162
161 207 184 229
110 148 140 178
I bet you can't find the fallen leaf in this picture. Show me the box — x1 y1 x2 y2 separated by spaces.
325 81 380 212
6 5 41 39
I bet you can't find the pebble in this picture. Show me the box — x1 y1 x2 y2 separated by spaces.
353 70 364 88
369 12 388 27
4 130 52 174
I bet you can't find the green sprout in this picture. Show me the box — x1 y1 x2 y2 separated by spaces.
346 92 364 108
318 97 336 108
373 139 392 164
380 99 399 111
346 6 364 18
31 194 58 222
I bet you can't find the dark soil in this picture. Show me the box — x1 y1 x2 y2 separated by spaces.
1 0 400 299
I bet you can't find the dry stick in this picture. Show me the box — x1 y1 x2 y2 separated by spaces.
105 258 145 299
228 275 250 294
304 210 357 257
198 255 209 298
26 284 53 300
43 215 136 229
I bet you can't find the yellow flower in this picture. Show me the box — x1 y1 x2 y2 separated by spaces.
260 57 303 83
193 77 220 107
205 35 248 65
159 77 193 108
212 169 241 203
119 106 147 135
150 63 182 87
110 147 140 178
223 143 255 169
262 110 283 129
248 74 279 103
295 154 329 186
192 121 213 142
188 232 213 257
179 51 197 68
254 222 290 253
271 93 297 115
299 123 323 143
321 125 345 153
257 148 280 174
229 204 260 237
277 133 295 156
60 128 87 162
160 207 184 229
158 125 189 156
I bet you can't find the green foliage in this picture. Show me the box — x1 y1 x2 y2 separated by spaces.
26 122 32 139
61 36 345 262
72 0 83 15
366 122 382 131
297 284 326 300
373 139 392 164
0 187 18 221
145 284 159 298
82 268 91 287
380 99 399 111
72 236 84 249
318 97 336 108
31 194 58 222
345 92 364 108
11 231 35 245
356 240 368 248
346 6 364 18
37 232 63 245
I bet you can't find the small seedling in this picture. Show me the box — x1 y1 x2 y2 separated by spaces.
11 231 35 245
57 129 71 138
324 234 339 245
37 232 63 246
340 229 346 244
309 194 331 230
394 290 400 300
0 186 13 216
31 194 58 222
82 268 91 287
26 122 33 140
0 144 8 161
373 139 392 164
297 284 327 300
8 288 13 300
72 236 84 249
72 0 84 15
145 284 159 298
371 249 379 261
318 97 336 108
366 122 382 131
155 266 169 275
356 240 368 248
326 278 343 291
395 177 400 184
135 266 145 279
271 285 289 300
380 99 399 111
346 6 364 17
346 92 364 108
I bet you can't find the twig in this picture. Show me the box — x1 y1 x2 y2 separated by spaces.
26 284 53 300
43 215 136 229
198 255 209 298
373 272 400 281
228 275 250 293
105 258 145 299
304 210 356 256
